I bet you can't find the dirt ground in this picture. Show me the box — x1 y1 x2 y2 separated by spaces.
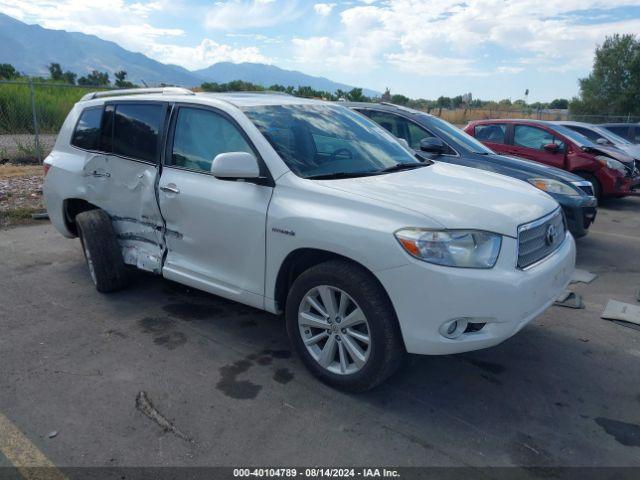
0 164 45 228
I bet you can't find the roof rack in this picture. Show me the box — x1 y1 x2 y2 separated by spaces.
80 87 194 102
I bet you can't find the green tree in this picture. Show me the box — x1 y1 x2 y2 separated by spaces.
346 87 366 102
114 70 135 88
48 63 63 81
62 71 77 85
451 95 464 108
570 34 640 115
436 96 451 108
334 89 348 100
390 94 410 105
0 63 19 80
78 70 110 86
548 98 569 109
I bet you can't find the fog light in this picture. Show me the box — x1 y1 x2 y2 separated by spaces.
440 318 469 339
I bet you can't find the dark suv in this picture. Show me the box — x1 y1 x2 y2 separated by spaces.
345 103 597 237
600 123 640 144
465 119 640 199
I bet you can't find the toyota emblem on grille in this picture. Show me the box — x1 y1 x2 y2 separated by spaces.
545 224 557 246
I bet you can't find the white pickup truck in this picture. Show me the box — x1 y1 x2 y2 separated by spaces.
43 88 575 391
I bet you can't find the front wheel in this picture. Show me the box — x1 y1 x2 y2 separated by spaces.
577 172 602 199
285 260 405 392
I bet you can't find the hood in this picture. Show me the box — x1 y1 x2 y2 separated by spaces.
586 144 635 163
317 162 558 238
616 143 640 160
482 154 586 183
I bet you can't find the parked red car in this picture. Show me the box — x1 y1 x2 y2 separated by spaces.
465 119 640 198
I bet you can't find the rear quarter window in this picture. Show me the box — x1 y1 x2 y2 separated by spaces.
71 107 103 150
112 103 164 162
475 124 506 144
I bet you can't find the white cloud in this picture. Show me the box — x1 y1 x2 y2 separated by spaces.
313 3 335 16
0 0 272 70
151 39 269 70
288 0 640 78
205 0 302 30
386 52 479 77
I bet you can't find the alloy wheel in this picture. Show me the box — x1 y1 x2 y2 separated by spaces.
298 285 371 375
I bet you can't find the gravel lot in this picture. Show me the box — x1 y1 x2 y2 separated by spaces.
0 197 639 476
0 134 56 162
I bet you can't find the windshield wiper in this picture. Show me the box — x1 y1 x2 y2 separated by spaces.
380 162 430 173
305 171 381 180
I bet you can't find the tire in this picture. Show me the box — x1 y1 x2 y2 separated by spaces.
577 172 601 199
285 259 405 392
75 209 129 293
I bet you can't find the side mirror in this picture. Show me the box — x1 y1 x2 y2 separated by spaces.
397 137 410 149
596 137 608 145
211 152 260 179
543 143 560 153
419 137 445 154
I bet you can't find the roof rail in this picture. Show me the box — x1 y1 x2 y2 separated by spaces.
80 87 194 102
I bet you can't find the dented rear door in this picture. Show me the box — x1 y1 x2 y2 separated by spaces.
83 102 168 273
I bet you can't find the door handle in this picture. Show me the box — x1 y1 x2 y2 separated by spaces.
160 185 180 194
91 170 111 178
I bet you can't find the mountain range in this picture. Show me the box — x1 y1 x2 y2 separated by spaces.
0 13 377 96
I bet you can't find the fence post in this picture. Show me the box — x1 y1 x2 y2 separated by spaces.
28 77 42 163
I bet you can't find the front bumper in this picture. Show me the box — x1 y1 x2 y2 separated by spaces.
554 195 597 238
376 233 576 355
599 168 640 197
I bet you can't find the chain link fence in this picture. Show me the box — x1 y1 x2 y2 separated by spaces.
1 80 639 164
0 80 104 163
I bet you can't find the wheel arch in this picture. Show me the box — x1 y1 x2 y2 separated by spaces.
273 248 395 315
63 198 100 236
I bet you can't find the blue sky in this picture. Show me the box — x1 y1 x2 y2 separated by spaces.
2 0 640 101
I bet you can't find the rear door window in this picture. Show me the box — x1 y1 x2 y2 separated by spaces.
71 107 103 150
112 103 164 162
169 107 254 173
475 124 506 144
361 110 444 151
514 125 565 151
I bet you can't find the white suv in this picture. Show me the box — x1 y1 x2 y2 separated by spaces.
43 88 575 391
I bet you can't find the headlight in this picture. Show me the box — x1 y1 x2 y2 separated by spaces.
596 155 627 175
527 178 580 197
394 229 502 268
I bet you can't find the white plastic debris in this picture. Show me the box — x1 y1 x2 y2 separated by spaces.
601 300 640 326
570 269 597 284
554 291 584 309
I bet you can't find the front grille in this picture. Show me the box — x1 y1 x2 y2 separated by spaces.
624 160 640 178
517 209 566 269
576 183 594 196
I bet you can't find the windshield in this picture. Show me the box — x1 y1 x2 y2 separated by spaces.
550 123 599 148
419 114 495 154
241 104 419 178
591 126 632 145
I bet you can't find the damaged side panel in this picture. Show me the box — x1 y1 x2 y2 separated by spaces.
83 153 166 273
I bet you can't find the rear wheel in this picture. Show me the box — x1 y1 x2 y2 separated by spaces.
577 172 601 199
285 260 405 392
76 210 129 293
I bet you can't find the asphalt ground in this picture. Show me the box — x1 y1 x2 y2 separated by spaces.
0 197 639 478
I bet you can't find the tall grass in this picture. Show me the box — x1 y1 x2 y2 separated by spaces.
433 108 569 126
0 81 95 134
